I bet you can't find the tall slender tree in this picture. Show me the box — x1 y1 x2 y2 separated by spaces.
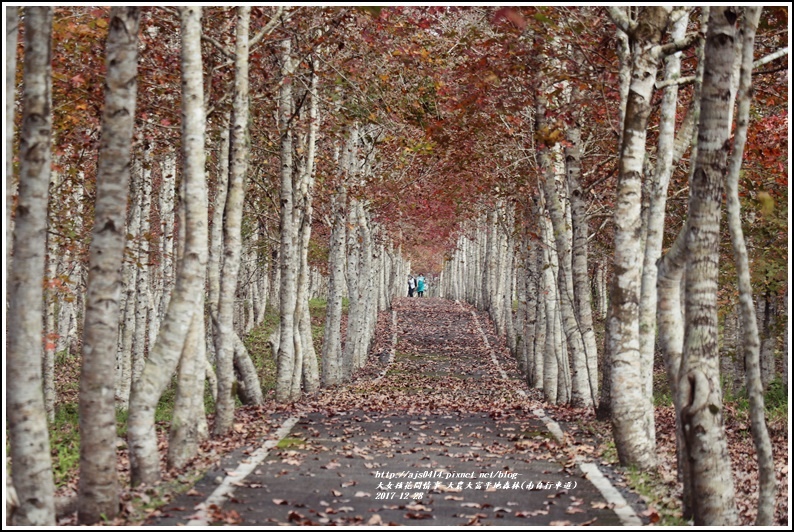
127 5 208 485
77 7 139 523
723 6 774 526
275 37 299 402
215 5 251 435
679 7 740 525
606 5 672 469
7 6 56 525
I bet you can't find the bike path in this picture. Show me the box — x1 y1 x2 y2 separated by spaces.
147 298 641 526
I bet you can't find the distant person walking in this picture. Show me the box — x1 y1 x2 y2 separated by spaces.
417 274 426 298
408 275 416 297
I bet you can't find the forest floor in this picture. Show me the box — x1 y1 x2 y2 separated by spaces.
49 297 789 526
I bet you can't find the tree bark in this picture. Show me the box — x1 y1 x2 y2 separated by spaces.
607 6 671 469
322 126 356 386
6 6 18 267
132 152 152 384
7 7 56 525
215 5 250 435
127 6 208 486
656 9 709 517
159 155 177 322
724 7 774 524
208 117 230 317
342 196 362 378
44 224 58 422
566 97 599 405
76 7 139 523
638 11 688 454
168 295 206 469
296 62 321 394
275 37 300 402
540 203 559 403
679 8 740 525
116 161 141 408
537 96 593 408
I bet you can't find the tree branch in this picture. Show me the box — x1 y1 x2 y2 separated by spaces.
248 6 286 49
656 46 789 90
201 33 235 60
754 46 788 69
657 32 697 57
607 6 633 35
656 75 695 89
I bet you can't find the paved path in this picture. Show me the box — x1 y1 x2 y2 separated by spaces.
148 298 642 526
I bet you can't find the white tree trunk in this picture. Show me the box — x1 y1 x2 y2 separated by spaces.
154 155 177 347
540 206 559 403
321 128 355 386
275 37 300 403
606 6 671 470
638 11 688 452
117 159 142 407
7 7 56 524
356 204 376 369
208 117 230 317
77 8 138 523
724 8 773 524
168 296 207 469
679 8 740 524
127 6 208 486
537 96 592 408
44 226 58 422
296 63 320 394
342 197 362 378
215 6 250 433
132 153 152 384
566 108 599 404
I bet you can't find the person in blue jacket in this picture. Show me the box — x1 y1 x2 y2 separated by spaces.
416 274 426 297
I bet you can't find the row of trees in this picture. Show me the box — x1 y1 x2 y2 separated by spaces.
6 6 413 525
439 6 785 526
5 5 787 527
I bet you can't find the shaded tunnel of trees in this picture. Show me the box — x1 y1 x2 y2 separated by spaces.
4 6 789 527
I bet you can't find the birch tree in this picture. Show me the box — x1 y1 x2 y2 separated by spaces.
606 6 673 469
127 6 208 485
215 5 251 435
536 95 593 408
723 6 774 525
565 89 599 404
322 125 357 386
637 10 689 455
168 293 207 468
295 60 321 394
132 153 152 383
679 7 740 524
7 6 56 525
275 37 300 402
77 7 139 523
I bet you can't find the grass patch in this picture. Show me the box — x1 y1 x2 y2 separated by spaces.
276 437 306 449
599 440 618 465
625 467 687 526
520 429 547 439
764 377 787 421
51 403 81 487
